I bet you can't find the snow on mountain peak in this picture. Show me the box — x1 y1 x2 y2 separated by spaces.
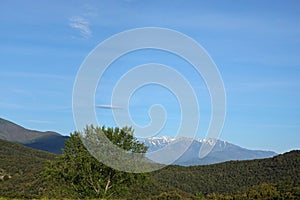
198 138 218 146
142 136 277 166
144 136 224 149
149 136 174 141
144 136 176 146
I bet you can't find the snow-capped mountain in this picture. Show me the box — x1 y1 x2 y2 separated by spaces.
143 136 277 166
145 136 175 146
144 136 176 151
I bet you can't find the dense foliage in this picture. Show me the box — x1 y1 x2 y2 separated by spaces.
123 150 300 199
43 125 149 199
204 183 300 200
150 150 300 197
0 139 55 198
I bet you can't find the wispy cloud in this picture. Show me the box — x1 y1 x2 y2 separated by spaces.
96 104 124 110
69 16 92 38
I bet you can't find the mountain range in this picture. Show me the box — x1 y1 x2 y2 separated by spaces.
144 136 277 166
0 117 277 165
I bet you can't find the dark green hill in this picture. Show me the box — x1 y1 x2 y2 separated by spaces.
149 150 300 197
0 136 299 199
0 139 55 198
0 118 68 154
125 150 300 199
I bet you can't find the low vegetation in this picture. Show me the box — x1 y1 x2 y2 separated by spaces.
0 125 299 199
0 139 55 198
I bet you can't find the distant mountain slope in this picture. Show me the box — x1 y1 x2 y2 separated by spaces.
0 118 68 154
144 137 277 166
23 134 69 154
0 139 55 198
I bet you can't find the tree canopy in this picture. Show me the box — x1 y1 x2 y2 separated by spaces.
43 125 148 199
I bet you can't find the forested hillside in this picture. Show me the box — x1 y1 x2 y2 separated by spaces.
0 136 299 199
0 139 55 198
148 150 300 199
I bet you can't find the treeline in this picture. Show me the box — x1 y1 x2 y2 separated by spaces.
0 126 299 199
129 150 300 199
149 149 300 197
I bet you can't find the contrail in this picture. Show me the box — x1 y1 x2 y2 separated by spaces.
95 104 123 109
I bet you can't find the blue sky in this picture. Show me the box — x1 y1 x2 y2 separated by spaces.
1 0 300 153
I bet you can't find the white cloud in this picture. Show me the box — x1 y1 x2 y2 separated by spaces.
69 16 92 38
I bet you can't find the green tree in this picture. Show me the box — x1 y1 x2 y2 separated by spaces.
247 183 281 199
43 125 148 199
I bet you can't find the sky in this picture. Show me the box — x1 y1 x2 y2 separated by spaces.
0 0 300 153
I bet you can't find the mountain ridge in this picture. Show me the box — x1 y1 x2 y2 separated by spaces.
144 136 277 166
0 117 277 163
0 118 68 154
